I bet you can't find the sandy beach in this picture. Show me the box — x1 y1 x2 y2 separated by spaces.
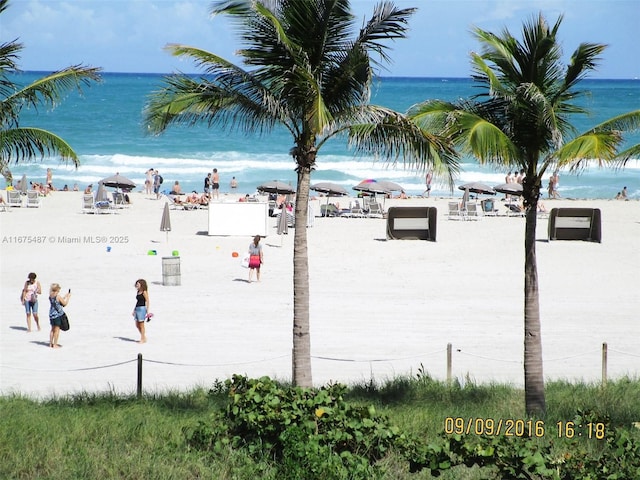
1 190 638 399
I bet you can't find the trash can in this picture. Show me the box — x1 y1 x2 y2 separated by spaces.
162 256 181 286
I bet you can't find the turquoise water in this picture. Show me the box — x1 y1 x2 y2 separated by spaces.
7 72 640 199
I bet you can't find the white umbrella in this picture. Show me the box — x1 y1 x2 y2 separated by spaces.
20 174 27 194
160 202 171 242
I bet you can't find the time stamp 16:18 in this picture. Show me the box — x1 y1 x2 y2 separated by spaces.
444 417 606 439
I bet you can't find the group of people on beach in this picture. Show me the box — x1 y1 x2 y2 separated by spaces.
143 167 240 201
19 234 263 346
20 272 152 347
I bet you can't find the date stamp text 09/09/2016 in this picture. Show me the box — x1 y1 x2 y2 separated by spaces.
444 417 606 439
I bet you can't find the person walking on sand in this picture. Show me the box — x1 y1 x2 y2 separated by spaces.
132 279 151 343
204 173 212 198
145 168 154 195
21 272 42 332
248 235 264 283
551 171 561 198
49 283 70 348
212 168 220 199
423 170 432 197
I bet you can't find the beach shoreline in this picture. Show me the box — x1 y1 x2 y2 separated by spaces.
1 190 638 399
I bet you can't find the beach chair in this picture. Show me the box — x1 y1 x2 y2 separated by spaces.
343 200 364 218
465 202 482 220
112 192 130 207
165 195 195 210
447 201 463 220
481 198 498 216
505 203 525 217
82 194 96 214
26 190 42 208
367 199 384 218
7 190 22 207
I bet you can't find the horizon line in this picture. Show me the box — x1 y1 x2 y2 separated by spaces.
13 70 640 82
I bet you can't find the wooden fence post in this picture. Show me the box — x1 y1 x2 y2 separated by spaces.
137 353 143 398
601 342 608 387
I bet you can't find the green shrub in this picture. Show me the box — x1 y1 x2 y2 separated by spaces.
184 375 421 479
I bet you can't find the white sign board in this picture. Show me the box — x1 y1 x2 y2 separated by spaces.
208 202 269 236
554 216 591 228
393 217 429 230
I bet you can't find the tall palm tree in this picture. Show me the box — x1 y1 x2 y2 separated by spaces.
144 0 458 387
0 0 101 186
408 13 640 415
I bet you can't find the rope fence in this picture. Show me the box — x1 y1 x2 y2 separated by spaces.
2 343 638 397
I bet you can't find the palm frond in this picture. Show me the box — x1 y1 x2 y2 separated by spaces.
588 109 640 134
0 127 79 165
613 143 640 167
342 105 459 190
4 65 102 114
554 131 622 171
355 2 415 67
564 42 606 88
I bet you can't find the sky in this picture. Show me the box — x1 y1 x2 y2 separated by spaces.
2 0 638 79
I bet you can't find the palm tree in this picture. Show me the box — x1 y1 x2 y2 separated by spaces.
408 13 640 415
0 0 101 187
144 0 458 387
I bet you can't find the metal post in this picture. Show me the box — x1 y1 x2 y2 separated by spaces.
137 353 143 398
446 343 452 383
601 343 608 387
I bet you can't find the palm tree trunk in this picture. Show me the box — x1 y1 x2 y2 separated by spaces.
292 164 312 387
523 200 545 415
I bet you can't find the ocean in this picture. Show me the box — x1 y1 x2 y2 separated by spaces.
7 72 640 199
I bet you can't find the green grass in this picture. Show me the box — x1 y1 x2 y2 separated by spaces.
1 376 639 479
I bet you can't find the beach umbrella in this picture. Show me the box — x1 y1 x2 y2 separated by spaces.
95 182 110 202
461 188 470 211
353 179 388 194
257 180 295 194
19 174 27 194
311 182 348 216
458 182 495 195
277 207 288 235
100 173 136 190
160 201 172 242
493 182 524 196
310 182 348 196
376 180 404 193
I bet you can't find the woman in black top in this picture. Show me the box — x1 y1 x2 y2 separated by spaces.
132 279 150 343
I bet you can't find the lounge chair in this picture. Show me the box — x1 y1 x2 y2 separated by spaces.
165 195 196 210
447 201 463 220
82 194 96 214
26 190 42 208
320 203 340 217
7 190 22 207
367 199 384 218
505 203 525 217
465 202 482 220
112 192 130 207
343 200 365 218
481 198 499 216
82 193 113 214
